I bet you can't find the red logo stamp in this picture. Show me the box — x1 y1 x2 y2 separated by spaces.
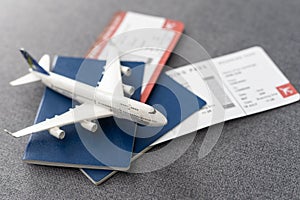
276 83 298 98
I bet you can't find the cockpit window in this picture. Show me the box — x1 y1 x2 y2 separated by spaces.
148 108 156 114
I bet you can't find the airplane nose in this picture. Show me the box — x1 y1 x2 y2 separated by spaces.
162 116 168 126
159 113 168 126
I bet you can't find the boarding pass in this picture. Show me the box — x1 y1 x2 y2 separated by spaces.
153 46 299 145
86 11 184 102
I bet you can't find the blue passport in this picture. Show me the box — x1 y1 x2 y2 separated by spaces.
23 56 145 170
81 69 207 185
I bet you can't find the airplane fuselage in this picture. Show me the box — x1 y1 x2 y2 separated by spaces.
33 71 167 127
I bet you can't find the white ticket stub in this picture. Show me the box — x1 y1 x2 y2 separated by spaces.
86 11 184 102
153 46 299 145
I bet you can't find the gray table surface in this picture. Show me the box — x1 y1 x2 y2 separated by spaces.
0 0 299 199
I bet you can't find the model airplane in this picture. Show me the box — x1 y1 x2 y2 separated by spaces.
5 48 167 139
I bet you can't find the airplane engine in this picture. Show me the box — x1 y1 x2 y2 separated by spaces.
49 127 65 139
123 84 135 96
120 66 131 76
80 120 98 132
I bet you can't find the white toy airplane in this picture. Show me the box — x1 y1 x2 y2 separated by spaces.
5 48 167 139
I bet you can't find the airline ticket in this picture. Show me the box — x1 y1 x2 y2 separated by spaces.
86 11 184 102
153 46 299 145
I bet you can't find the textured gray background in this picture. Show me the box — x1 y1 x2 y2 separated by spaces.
0 0 299 199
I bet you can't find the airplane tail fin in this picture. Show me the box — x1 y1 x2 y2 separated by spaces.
19 48 50 75
10 49 51 86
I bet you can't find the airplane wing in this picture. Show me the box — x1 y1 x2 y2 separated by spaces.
9 103 113 137
97 45 124 97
